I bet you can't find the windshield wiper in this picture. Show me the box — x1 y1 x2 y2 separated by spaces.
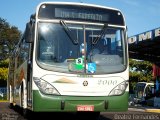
60 20 78 44
92 24 108 44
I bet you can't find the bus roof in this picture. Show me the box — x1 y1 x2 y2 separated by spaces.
36 2 121 12
34 2 126 26
137 82 154 85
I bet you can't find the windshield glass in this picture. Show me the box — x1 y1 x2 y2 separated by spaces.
37 22 126 74
135 83 146 98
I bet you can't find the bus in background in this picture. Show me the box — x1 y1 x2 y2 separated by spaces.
134 82 155 105
7 2 129 118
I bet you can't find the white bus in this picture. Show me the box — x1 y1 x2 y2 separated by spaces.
7 2 129 117
134 82 155 104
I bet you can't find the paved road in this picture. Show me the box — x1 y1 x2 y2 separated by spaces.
0 102 160 120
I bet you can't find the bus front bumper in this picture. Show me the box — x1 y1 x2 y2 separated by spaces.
33 90 129 112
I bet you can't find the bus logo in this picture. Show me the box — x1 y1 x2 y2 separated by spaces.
83 81 88 86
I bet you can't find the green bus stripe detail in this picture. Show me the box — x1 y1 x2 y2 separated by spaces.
33 90 128 112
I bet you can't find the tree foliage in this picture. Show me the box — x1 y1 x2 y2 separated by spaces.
0 17 21 60
0 67 8 80
129 59 153 93
0 59 9 68
0 59 9 86
0 17 21 87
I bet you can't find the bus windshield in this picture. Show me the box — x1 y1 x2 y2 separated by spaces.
135 83 146 99
37 22 126 74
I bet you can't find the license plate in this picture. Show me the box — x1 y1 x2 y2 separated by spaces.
77 105 94 111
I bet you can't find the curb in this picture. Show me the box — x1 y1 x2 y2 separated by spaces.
145 109 160 113
128 108 145 112
129 107 160 113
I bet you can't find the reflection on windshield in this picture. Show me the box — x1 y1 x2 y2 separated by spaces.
37 22 126 74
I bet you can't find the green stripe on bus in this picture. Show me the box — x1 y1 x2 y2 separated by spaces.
33 90 128 112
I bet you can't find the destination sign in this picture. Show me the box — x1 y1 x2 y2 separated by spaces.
55 8 109 22
38 4 125 25
128 27 160 44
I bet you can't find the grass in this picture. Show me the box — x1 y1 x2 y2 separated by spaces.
0 100 8 102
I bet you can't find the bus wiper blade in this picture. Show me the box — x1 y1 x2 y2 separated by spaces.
92 24 108 44
60 20 78 44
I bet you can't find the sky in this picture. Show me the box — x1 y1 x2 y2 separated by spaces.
0 0 160 36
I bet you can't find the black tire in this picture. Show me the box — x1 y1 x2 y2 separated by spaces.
23 108 29 118
9 103 13 109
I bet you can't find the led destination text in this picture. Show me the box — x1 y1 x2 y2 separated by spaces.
57 11 103 21
55 8 108 21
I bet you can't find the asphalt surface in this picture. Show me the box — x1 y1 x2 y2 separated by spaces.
0 102 160 120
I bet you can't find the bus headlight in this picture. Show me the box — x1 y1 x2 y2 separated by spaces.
33 77 60 95
108 81 128 96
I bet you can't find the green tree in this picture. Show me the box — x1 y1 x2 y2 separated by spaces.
0 59 9 87
129 59 153 93
0 17 21 87
0 17 21 60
